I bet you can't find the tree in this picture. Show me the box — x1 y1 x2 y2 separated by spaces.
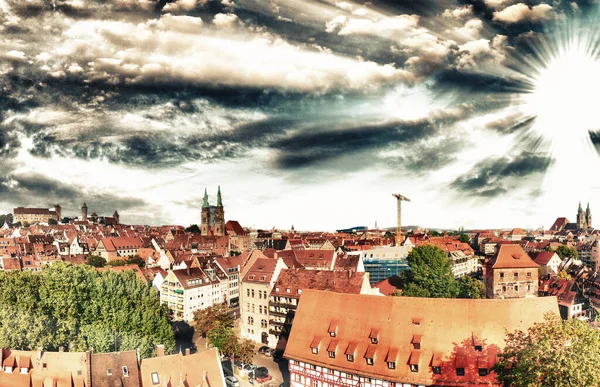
494 313 600 387
62 217 72 224
48 219 58 225
457 276 485 299
207 324 236 351
399 245 459 298
193 303 234 337
106 259 127 267
236 337 256 363
384 231 394 240
87 255 107 268
126 255 145 269
185 224 201 234
555 245 577 259
459 234 470 244
557 270 572 280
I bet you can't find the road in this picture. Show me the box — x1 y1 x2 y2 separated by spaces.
222 349 289 387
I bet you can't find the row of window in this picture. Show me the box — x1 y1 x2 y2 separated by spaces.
246 289 269 299
247 317 268 328
246 303 269 314
499 271 532 279
295 363 488 380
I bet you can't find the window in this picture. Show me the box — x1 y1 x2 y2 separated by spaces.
327 369 334 375
433 366 441 374
107 368 113 376
294 374 302 382
329 331 336 337
346 354 354 362
366 358 373 365
261 319 267 328
502 286 506 292
259 305 263 314
122 366 129 377
252 289 255 297
527 272 531 277
312 347 318 354
410 364 418 372
515 285 519 292
500 272 504 279
475 345 482 352
388 362 395 369
42 363 47 369
151 372 160 385
371 338 378 344
328 351 335 358
479 368 488 376
456 368 465 376
514 272 518 279
248 316 254 325
312 380 318 387
389 383 396 387
286 288 290 293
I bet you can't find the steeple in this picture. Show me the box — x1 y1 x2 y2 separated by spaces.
217 186 223 207
202 188 209 208
587 202 591 213
579 202 583 213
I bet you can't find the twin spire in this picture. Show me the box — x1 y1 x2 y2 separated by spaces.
202 187 223 208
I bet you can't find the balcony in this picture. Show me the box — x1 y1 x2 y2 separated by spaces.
269 310 287 318
270 320 286 327
269 301 297 309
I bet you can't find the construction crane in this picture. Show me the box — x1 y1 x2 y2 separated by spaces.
392 193 411 246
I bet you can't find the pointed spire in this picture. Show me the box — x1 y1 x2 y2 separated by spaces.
217 185 223 207
202 188 209 208
587 202 591 212
579 201 583 212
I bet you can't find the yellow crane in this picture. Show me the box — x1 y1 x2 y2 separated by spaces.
392 193 410 245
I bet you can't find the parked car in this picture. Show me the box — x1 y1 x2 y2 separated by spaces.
225 376 239 387
258 347 275 356
258 346 270 354
256 374 272 383
253 367 269 378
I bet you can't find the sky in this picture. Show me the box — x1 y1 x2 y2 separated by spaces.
2 0 600 231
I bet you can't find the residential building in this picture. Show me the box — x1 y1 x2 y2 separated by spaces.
140 348 225 387
240 257 288 346
96 237 144 261
539 278 587 320
160 265 228 322
533 251 562 276
485 245 539 299
13 205 61 224
214 255 243 308
284 290 558 387
269 269 372 341
447 250 479 278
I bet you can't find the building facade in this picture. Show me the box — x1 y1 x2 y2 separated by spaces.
13 205 61 224
577 202 592 229
354 246 411 284
485 245 539 299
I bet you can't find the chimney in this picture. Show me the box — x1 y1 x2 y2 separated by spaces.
156 344 165 357
185 348 190 356
37 347 43 360
58 346 64 352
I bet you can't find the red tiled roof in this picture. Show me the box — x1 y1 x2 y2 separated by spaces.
533 251 560 266
487 245 539 269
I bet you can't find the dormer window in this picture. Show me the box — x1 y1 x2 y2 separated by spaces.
122 366 129 376
286 288 290 293
275 287 279 292
328 351 335 358
433 366 441 374
327 339 338 358
310 336 321 354
411 317 422 326
365 344 376 366
107 368 113 376
366 357 373 365
412 335 422 350
346 354 354 362
328 320 338 338
410 364 418 372
387 362 395 369
151 372 160 385
369 328 379 344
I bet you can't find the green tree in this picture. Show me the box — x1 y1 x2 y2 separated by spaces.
48 218 58 225
106 259 127 267
87 255 106 268
555 245 577 259
207 324 236 351
557 270 572 280
399 245 459 298
384 231 394 240
494 313 600 387
185 224 201 234
236 337 256 363
126 255 145 269
193 303 234 337
457 276 485 299
458 234 470 244
62 217 72 224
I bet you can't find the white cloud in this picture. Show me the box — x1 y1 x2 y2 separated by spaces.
493 3 556 23
335 2 353 11
162 0 206 12
453 18 484 38
4 50 26 61
52 18 414 92
330 15 420 36
213 13 239 28
456 35 508 70
442 5 473 20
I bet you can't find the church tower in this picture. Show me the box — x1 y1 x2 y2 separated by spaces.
81 203 88 222
201 188 211 236
586 203 592 229
577 202 587 229
214 186 225 237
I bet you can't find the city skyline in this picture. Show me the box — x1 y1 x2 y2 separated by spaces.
2 1 600 230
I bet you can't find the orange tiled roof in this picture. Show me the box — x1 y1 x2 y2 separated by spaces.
487 244 539 269
284 290 559 386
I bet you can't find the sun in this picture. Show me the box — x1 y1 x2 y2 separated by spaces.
523 41 600 152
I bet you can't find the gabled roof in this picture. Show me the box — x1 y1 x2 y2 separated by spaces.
487 244 539 269
533 251 560 266
91 350 139 387
140 349 224 387
285 290 559 386
272 269 367 296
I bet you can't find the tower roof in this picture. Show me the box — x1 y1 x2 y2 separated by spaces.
587 202 591 212
217 186 223 207
202 188 210 208
579 201 583 212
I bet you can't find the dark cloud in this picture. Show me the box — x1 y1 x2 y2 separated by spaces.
450 152 553 197
0 172 147 216
384 137 465 175
434 69 528 93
